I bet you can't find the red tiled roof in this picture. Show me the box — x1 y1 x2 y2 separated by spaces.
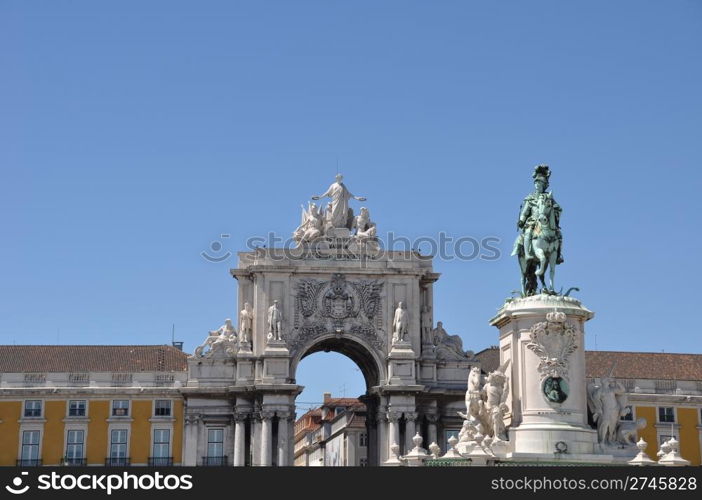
0 345 188 373
476 347 702 381
323 397 366 411
346 413 367 429
585 351 702 381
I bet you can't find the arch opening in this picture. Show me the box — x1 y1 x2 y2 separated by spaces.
291 336 384 466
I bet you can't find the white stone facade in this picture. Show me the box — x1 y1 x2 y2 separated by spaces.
182 197 475 465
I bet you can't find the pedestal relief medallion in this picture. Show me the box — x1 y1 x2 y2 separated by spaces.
525 311 578 403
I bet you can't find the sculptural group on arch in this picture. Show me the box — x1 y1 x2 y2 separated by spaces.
293 173 377 245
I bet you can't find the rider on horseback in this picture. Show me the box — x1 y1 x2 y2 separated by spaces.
512 165 565 295
515 165 564 264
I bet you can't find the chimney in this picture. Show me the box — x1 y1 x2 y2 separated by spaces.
323 392 331 402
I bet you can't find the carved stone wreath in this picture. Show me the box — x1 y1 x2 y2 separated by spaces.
525 311 578 380
290 274 384 356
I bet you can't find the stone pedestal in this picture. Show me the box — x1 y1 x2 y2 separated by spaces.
490 294 610 462
235 348 255 385
261 342 290 383
388 342 416 385
186 357 235 388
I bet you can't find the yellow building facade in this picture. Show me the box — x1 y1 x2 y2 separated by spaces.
0 345 187 466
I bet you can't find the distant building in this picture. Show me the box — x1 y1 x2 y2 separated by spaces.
0 345 187 467
293 393 368 466
475 347 702 465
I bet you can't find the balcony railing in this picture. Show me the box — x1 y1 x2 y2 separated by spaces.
105 457 130 466
201 456 229 466
63 457 87 466
16 459 42 467
148 457 173 466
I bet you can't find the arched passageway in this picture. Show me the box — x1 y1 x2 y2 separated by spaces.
291 335 385 466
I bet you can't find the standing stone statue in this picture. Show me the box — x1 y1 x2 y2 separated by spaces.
392 302 409 343
464 366 483 424
239 302 254 344
267 300 284 342
420 305 432 345
311 174 366 230
587 376 629 446
483 362 510 441
511 165 564 296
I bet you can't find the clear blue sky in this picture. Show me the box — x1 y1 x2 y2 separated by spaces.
1 1 701 409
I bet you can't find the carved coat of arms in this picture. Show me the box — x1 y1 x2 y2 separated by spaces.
291 273 384 355
525 311 578 380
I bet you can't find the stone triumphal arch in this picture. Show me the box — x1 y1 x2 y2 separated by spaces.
182 175 475 466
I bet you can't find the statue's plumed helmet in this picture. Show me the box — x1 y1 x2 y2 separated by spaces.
532 164 551 184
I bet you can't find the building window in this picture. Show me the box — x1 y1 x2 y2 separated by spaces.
65 430 85 465
24 400 42 418
620 406 634 421
154 400 172 417
658 407 675 423
359 432 368 447
68 400 87 417
204 428 225 465
207 428 224 457
20 430 41 466
112 400 129 417
334 407 345 416
150 429 172 466
109 429 128 465
359 457 368 467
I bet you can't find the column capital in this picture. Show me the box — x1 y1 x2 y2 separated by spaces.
424 413 439 424
404 412 418 422
260 410 276 420
276 410 293 421
233 412 250 423
184 414 201 426
387 411 402 423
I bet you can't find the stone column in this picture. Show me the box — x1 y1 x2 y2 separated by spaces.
233 414 247 466
404 412 417 453
260 411 274 466
376 411 387 463
387 411 401 458
277 412 290 466
426 414 438 447
288 416 295 466
182 415 200 466
251 412 261 466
